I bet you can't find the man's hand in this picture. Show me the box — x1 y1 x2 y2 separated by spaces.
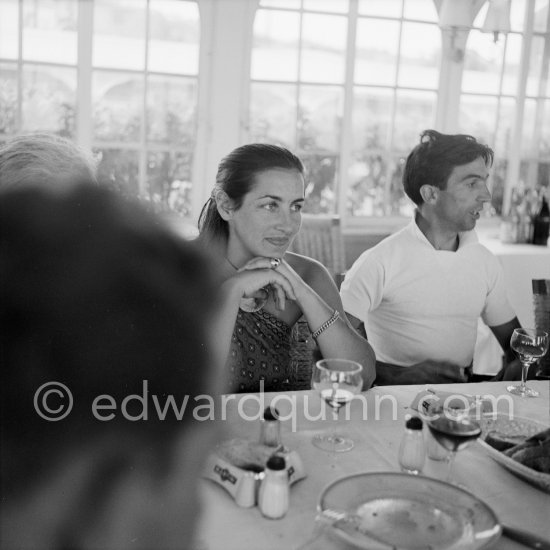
375 360 469 386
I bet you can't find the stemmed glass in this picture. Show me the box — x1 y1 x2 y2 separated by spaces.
507 328 549 398
311 358 363 453
426 409 481 486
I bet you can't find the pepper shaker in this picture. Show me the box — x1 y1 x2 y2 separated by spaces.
260 406 281 448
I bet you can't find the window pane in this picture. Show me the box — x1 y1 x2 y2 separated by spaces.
252 9 300 81
489 159 507 215
352 87 393 150
463 31 505 94
522 98 536 153
403 0 438 22
459 95 498 144
347 152 389 216
300 13 347 83
147 76 197 143
301 153 338 214
0 0 18 59
398 22 440 89
533 0 548 32
22 0 77 65
541 100 550 156
526 36 546 96
303 0 349 14
510 0 527 31
148 0 199 75
93 0 146 70
0 62 18 135
96 148 140 196
298 85 343 151
393 90 436 151
389 157 411 216
494 97 516 154
260 0 300 8
355 19 400 85
502 33 522 95
147 150 193 216
93 71 143 141
250 82 297 147
358 0 402 18
22 65 76 136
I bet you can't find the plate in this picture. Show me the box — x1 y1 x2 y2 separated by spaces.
318 473 501 550
478 414 550 493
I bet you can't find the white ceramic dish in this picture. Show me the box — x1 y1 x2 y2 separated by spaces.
317 472 501 550
478 414 550 493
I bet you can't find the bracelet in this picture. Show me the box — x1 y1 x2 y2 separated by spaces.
311 309 340 340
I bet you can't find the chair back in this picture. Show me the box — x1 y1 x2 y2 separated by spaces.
290 214 345 282
532 279 550 378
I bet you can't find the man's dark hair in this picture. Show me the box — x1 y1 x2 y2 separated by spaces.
403 129 494 205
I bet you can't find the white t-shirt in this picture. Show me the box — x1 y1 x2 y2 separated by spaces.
340 219 515 368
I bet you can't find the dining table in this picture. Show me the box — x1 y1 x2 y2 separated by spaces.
195 381 550 550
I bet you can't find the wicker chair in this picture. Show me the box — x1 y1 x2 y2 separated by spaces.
290 214 346 285
533 279 550 379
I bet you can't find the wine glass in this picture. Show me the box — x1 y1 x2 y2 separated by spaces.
426 411 481 486
507 328 549 398
311 358 363 453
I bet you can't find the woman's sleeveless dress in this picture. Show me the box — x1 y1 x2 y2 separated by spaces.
227 309 312 393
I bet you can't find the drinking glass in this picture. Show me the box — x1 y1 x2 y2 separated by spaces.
426 411 481 486
311 358 363 453
507 328 549 398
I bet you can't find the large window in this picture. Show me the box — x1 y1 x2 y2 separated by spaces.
0 0 200 216
250 0 440 218
461 0 549 214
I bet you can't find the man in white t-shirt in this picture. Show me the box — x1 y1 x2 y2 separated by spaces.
341 130 520 384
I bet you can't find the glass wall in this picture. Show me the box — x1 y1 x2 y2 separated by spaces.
0 0 200 216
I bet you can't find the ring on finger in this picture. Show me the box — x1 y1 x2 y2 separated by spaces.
270 257 281 269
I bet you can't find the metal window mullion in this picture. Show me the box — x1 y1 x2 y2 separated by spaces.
16 0 23 132
140 0 151 198
491 33 509 182
76 0 93 150
386 0 404 215
296 5 303 152
503 0 535 213
338 0 358 221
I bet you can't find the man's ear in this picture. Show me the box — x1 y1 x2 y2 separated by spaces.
419 184 439 205
214 190 234 221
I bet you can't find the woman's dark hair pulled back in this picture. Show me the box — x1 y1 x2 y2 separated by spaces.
198 143 304 243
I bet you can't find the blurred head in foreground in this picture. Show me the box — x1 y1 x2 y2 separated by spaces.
0 133 98 190
0 183 221 549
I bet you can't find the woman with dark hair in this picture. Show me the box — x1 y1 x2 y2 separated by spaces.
198 143 376 393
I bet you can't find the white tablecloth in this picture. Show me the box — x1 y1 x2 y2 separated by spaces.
195 382 550 550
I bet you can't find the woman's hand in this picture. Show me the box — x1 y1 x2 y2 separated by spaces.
225 257 296 310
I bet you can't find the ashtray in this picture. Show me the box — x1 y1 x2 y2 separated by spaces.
203 438 306 507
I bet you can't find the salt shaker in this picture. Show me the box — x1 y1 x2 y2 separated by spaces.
258 455 289 519
398 416 425 475
260 406 281 447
